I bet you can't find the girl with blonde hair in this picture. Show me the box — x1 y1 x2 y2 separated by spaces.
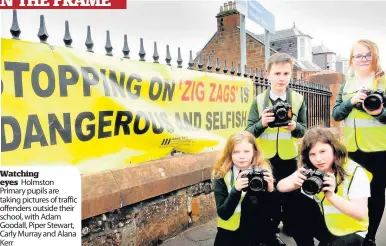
213 131 283 246
332 39 386 246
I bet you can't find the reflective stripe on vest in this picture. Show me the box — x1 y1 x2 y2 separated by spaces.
256 90 303 160
342 76 386 152
314 160 369 237
217 170 245 231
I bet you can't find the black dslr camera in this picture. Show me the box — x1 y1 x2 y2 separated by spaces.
301 168 329 195
266 101 293 127
355 89 386 112
241 167 268 192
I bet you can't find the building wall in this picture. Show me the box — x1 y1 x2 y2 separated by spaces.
313 53 326 69
194 28 269 72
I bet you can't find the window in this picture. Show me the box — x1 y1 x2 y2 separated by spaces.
299 38 305 59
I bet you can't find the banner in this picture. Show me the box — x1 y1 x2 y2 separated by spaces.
1 39 253 174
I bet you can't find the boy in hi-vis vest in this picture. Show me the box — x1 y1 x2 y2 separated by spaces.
245 52 307 241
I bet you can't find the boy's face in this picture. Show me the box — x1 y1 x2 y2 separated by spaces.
267 62 292 94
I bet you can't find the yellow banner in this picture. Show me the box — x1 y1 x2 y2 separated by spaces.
1 39 253 174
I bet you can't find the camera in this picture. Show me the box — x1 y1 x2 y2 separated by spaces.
241 167 268 192
301 168 329 195
266 101 293 127
355 89 386 112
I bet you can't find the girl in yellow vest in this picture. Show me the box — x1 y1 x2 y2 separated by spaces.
212 131 284 246
332 39 386 246
277 128 370 246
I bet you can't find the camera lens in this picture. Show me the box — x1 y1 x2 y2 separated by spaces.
302 176 323 195
249 177 264 192
276 108 287 120
364 94 383 111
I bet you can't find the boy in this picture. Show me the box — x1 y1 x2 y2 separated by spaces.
245 52 307 244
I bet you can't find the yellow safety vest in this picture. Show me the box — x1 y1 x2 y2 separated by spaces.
256 89 304 160
342 76 386 152
314 160 369 237
217 169 245 231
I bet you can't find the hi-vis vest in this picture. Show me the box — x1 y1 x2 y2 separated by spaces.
256 89 304 160
217 169 245 231
314 160 369 237
342 76 386 152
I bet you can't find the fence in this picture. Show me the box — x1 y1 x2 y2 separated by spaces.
7 10 331 129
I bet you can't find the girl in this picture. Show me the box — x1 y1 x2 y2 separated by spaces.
277 128 371 246
332 39 386 246
212 131 284 246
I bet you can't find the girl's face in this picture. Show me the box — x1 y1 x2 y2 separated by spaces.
232 140 254 170
308 141 334 172
352 43 373 75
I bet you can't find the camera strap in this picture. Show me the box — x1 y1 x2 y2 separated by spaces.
263 87 293 109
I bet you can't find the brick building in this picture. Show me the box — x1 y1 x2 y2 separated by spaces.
194 1 322 80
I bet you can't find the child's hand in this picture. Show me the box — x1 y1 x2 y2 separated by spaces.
291 167 308 187
263 171 275 192
323 173 336 198
235 170 249 191
281 120 297 131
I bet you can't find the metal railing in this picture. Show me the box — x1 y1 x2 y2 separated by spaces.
7 10 331 129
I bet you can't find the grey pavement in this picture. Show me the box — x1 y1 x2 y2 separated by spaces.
162 211 386 246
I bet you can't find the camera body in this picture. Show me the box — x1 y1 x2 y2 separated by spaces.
241 167 268 193
266 101 293 127
301 168 329 195
355 89 386 112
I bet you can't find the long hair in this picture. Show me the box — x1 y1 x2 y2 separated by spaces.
212 131 271 179
349 39 385 85
299 128 347 186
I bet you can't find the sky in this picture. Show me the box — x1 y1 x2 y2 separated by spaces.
1 0 386 69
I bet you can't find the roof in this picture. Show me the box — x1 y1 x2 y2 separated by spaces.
295 60 322 72
255 25 312 41
312 44 336 54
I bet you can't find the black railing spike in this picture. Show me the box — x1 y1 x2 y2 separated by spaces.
63 20 72 47
260 68 264 79
177 47 183 68
198 53 203 71
255 68 259 80
249 67 254 79
153 42 159 63
230 61 235 75
10 10 21 39
37 15 49 43
244 65 248 77
85 25 94 52
139 38 146 61
215 57 220 73
237 63 241 76
165 45 172 66
122 34 130 59
207 55 212 72
105 30 113 56
223 59 228 74
188 50 194 69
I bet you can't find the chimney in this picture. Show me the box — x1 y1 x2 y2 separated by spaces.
216 1 240 32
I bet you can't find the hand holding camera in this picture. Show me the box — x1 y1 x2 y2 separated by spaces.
322 173 336 199
350 88 367 106
235 170 250 192
301 168 332 196
353 88 386 115
265 101 293 128
240 167 269 193
291 167 308 187
261 108 275 128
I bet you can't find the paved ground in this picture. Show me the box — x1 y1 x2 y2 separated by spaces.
162 212 386 246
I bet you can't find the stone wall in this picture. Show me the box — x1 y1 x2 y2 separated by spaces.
81 152 220 246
